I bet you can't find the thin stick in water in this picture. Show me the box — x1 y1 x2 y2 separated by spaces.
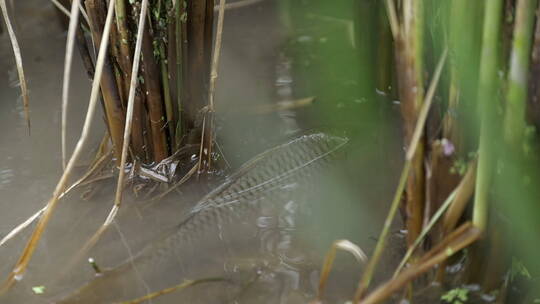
0 0 30 132
117 277 227 304
198 0 226 171
61 0 82 169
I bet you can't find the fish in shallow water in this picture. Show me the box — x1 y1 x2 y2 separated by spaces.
56 133 348 303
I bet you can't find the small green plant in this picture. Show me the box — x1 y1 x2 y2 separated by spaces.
450 158 467 175
441 287 469 304
450 152 477 176
31 285 45 295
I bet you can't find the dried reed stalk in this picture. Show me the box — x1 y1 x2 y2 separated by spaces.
61 0 82 169
141 24 169 161
1 0 30 131
86 0 126 163
0 0 117 293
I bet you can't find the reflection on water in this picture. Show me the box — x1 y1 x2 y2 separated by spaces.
0 168 14 189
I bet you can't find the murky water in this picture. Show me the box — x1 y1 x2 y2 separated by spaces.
0 1 404 303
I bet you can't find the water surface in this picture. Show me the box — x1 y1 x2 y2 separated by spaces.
0 1 403 303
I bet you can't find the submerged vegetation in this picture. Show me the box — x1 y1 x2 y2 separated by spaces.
1 0 540 303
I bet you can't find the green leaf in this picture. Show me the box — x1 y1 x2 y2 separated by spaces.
32 286 45 294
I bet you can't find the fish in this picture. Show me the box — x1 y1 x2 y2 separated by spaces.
56 133 348 303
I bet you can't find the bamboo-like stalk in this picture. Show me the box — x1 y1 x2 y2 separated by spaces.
109 23 128 108
61 0 82 169
141 24 169 161
204 0 215 81
504 0 538 144
1 0 30 132
353 49 447 302
404 0 426 246
86 0 126 163
166 6 178 120
474 0 504 232
116 0 152 205
0 0 116 293
204 0 214 137
174 0 186 143
198 0 225 172
185 0 209 132
208 0 225 112
159 42 177 149
65 0 152 270
393 0 426 248
115 0 147 160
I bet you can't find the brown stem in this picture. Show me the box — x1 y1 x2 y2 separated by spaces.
141 24 168 162
143 105 154 161
442 160 478 233
166 8 180 148
177 0 189 142
425 139 460 243
86 0 126 163
159 42 176 150
185 0 210 134
115 0 147 160
204 0 214 82
434 159 477 282
109 24 128 108
131 91 147 162
393 0 426 250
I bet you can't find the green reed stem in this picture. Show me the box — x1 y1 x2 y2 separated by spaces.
504 0 538 144
473 0 504 232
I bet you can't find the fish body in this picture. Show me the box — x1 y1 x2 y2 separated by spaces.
57 133 348 303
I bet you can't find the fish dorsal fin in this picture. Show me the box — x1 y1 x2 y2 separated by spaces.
192 133 348 213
